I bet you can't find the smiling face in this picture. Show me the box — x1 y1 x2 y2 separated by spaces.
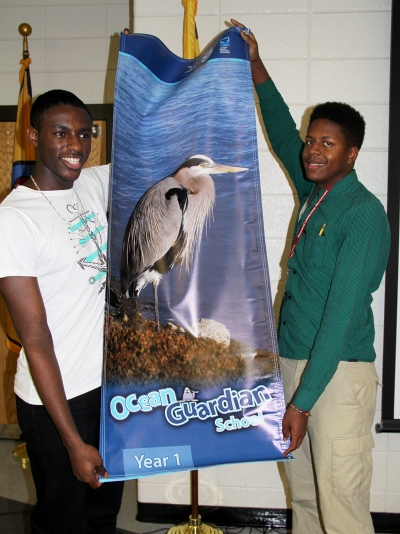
302 118 359 190
27 104 92 190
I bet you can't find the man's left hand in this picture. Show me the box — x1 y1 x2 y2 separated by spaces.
282 407 308 456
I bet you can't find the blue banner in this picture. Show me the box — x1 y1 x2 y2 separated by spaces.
100 27 288 481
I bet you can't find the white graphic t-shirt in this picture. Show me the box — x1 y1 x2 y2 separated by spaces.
0 165 110 404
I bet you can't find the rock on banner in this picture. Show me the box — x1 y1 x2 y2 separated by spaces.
100 27 288 481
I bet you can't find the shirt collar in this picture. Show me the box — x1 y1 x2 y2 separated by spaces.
314 169 358 198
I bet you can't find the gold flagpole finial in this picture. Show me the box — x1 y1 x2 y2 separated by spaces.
18 23 32 59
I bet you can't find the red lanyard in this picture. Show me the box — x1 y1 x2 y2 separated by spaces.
288 184 333 259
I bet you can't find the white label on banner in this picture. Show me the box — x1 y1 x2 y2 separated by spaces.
123 445 194 476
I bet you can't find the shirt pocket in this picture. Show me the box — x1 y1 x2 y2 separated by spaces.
302 220 326 269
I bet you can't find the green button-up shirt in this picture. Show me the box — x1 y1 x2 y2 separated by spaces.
256 78 390 411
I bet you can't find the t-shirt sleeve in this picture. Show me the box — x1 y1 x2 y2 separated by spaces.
79 164 110 211
0 207 39 278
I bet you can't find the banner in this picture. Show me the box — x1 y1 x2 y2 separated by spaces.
100 27 288 481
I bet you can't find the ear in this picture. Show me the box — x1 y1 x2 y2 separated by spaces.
347 146 359 165
27 125 39 147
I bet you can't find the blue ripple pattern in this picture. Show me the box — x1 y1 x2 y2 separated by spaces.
110 48 276 351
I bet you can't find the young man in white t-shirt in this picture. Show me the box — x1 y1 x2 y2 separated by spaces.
0 90 123 534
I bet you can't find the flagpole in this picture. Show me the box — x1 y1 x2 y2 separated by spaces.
167 4 222 534
12 22 35 189
11 21 33 467
167 468 222 534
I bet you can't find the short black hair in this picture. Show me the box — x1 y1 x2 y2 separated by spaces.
30 89 92 130
309 102 365 149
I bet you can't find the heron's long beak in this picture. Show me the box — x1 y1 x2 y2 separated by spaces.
210 163 248 174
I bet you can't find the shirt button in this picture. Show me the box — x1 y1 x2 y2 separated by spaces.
282 321 286 325
288 295 292 299
293 270 297 275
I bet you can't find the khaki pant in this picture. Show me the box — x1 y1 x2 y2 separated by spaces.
280 357 379 534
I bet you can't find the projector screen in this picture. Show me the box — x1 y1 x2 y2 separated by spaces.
378 2 400 433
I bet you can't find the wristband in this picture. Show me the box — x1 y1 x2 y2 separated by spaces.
289 403 310 417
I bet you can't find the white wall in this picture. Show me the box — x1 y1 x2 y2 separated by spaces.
0 0 131 105
0 0 398 516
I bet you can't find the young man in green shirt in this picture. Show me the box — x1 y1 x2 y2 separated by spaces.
231 19 391 534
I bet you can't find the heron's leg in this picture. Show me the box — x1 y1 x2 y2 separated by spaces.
153 282 160 329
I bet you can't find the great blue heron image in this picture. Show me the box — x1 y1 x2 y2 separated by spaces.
120 154 248 326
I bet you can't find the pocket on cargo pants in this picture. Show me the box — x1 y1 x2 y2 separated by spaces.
332 432 374 496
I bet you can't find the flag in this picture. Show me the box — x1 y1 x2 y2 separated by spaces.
12 57 35 188
182 0 200 59
5 57 35 353
5 312 21 354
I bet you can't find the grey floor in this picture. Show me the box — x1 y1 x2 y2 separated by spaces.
0 433 177 534
0 430 392 534
0 434 291 534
